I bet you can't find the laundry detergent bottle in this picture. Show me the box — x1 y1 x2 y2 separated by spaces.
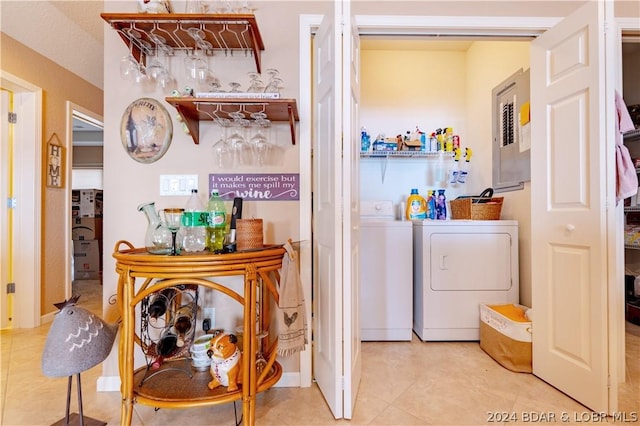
406 188 427 220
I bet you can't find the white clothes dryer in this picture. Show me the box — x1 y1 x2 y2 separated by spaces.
412 220 519 341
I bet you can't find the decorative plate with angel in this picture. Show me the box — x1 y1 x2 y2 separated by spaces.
120 98 173 164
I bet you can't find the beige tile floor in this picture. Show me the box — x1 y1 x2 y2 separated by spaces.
1 280 638 426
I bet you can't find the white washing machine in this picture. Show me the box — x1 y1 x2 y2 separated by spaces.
413 220 519 341
359 201 413 341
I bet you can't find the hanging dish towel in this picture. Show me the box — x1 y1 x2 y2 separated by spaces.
615 90 637 204
276 241 308 356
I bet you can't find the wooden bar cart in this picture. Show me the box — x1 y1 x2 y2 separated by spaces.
113 241 285 425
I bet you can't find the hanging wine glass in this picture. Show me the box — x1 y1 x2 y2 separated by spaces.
212 118 233 168
156 64 178 94
148 36 178 94
227 112 253 166
250 116 272 166
184 51 208 86
145 56 164 82
185 29 209 89
120 29 143 81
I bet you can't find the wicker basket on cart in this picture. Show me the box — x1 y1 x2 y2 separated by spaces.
450 197 504 220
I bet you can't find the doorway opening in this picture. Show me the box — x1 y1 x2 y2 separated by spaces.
301 11 639 417
66 103 103 316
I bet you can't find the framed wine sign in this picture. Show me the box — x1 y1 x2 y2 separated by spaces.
46 133 64 188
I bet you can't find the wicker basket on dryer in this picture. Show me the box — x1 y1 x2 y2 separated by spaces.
450 188 504 220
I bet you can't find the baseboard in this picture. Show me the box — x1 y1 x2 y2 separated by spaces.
97 375 120 392
273 371 300 387
97 371 302 392
40 311 56 325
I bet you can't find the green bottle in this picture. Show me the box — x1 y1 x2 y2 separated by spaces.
206 189 228 253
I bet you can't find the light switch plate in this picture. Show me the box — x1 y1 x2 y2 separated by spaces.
159 174 198 196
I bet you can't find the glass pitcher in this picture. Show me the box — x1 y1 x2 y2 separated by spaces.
138 202 172 254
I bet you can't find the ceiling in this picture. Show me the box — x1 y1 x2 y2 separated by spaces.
1 2 106 145
3 2 640 90
1 1 105 90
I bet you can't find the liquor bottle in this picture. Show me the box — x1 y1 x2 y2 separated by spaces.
206 188 228 253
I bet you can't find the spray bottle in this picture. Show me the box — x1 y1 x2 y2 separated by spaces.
458 147 473 183
448 147 462 184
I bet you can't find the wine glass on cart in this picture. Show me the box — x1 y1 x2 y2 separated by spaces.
162 208 184 255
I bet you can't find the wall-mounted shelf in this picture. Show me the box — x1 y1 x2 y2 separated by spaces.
165 97 299 145
100 13 265 72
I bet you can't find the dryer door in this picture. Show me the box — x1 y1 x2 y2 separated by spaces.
429 232 513 291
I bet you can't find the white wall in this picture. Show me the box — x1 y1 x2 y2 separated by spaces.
360 48 468 206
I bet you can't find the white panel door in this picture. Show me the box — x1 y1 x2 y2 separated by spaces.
531 1 616 413
313 1 344 418
342 0 361 418
313 0 362 419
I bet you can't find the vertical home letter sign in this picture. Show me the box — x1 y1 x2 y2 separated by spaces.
46 137 64 188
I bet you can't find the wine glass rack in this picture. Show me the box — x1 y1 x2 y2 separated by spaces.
102 12 300 146
100 13 265 73
166 97 299 145
139 282 199 384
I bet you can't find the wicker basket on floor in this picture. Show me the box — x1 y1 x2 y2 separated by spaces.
450 197 504 220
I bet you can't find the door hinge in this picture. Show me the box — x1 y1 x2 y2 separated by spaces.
7 283 15 294
7 197 16 209
7 112 17 124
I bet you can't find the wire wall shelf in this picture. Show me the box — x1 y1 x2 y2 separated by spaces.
360 151 447 159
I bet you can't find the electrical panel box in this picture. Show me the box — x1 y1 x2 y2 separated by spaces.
492 68 531 193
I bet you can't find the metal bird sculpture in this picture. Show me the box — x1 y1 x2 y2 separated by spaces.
42 296 119 377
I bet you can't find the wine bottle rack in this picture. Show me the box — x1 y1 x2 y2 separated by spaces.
139 282 199 384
